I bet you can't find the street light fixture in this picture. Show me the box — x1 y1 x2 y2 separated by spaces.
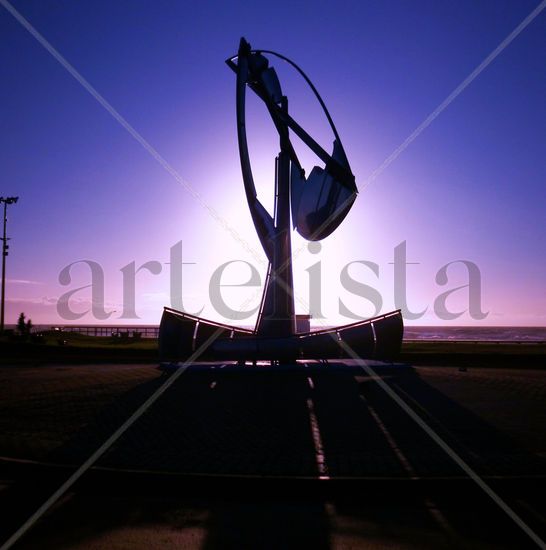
1 196 19 332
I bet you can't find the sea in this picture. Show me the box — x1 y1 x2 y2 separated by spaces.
402 326 546 342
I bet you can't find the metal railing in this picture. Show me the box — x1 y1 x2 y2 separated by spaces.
50 325 159 338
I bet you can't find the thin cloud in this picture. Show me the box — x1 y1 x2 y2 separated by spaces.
6 279 44 285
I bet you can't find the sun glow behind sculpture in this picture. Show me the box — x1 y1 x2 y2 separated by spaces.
190 59 370 327
3 3 544 327
156 38 404 363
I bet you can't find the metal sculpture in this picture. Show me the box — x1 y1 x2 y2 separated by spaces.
159 38 403 363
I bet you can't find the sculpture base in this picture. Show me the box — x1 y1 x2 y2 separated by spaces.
158 307 403 363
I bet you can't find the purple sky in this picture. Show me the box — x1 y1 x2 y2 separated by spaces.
1 0 545 327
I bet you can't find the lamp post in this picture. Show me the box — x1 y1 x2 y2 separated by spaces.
0 196 19 332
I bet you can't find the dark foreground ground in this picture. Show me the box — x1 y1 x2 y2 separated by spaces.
0 355 545 548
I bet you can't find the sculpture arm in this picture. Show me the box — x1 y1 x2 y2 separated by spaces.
235 39 276 262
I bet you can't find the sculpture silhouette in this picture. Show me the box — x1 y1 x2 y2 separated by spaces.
159 38 403 363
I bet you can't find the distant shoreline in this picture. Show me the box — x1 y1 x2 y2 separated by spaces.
3 324 546 342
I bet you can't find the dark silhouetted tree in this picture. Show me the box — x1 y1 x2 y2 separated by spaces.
17 312 26 335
